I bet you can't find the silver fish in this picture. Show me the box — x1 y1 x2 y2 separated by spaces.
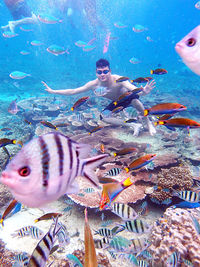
110 202 138 220
175 25 200 76
28 217 61 267
0 132 108 207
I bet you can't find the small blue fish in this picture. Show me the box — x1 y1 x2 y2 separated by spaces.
66 254 83 267
170 201 200 209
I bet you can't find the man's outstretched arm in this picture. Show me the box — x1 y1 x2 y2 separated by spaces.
42 80 96 95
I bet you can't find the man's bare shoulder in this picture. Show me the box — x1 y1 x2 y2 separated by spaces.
111 74 122 79
86 79 99 86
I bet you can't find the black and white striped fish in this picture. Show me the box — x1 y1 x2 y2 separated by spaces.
12 226 32 238
1 132 108 208
129 238 149 254
56 222 70 247
172 190 200 203
104 168 122 177
12 226 43 239
94 236 110 249
28 217 61 267
94 227 113 238
110 203 138 220
122 219 151 233
12 252 29 266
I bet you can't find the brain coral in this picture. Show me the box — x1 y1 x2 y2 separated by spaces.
149 207 200 266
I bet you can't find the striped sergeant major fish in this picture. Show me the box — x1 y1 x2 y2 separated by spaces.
0 132 108 208
94 236 110 249
110 202 138 221
12 226 44 239
129 238 150 254
104 167 122 177
120 219 151 234
166 251 180 267
137 260 149 267
12 252 29 266
172 190 200 203
28 217 61 267
94 227 113 238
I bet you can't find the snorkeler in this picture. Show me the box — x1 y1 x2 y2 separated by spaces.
42 58 156 136
1 0 38 33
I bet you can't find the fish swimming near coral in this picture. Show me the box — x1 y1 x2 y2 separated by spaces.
0 199 21 226
99 177 133 210
8 99 19 115
154 117 200 133
144 103 187 116
0 132 108 207
125 154 156 173
71 96 89 111
28 217 61 267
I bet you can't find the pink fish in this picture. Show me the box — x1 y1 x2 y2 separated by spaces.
103 32 111 54
175 25 200 76
8 100 19 115
0 133 108 208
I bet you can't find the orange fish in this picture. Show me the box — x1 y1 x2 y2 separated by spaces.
40 121 58 130
100 144 105 153
144 103 186 116
156 114 174 121
89 126 103 135
0 199 18 226
112 106 123 114
125 154 156 172
99 177 133 210
155 118 200 133
84 208 98 267
150 68 168 75
71 96 89 111
130 77 149 83
113 147 137 157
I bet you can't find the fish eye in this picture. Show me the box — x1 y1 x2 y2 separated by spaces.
186 38 196 47
18 166 30 176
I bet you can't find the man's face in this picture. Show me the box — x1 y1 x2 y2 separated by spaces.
96 66 111 82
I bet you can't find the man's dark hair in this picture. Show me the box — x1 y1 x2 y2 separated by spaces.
96 59 110 69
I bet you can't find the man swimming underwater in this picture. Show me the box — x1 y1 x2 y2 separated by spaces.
42 58 156 136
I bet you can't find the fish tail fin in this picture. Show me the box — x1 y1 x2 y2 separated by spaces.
82 154 109 186
121 177 133 188
71 107 74 111
150 70 154 74
144 109 149 116
114 101 117 106
34 219 39 223
124 167 129 173
154 121 159 126
113 153 117 157
0 218 4 227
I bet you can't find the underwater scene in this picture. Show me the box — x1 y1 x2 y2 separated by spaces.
1 0 200 266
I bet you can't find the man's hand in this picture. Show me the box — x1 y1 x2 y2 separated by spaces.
142 80 156 95
42 81 54 94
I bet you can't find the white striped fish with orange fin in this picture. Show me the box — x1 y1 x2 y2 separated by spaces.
0 132 108 208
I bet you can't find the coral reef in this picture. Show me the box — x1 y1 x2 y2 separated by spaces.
0 184 13 209
73 249 111 267
149 165 193 202
149 207 200 266
0 239 16 266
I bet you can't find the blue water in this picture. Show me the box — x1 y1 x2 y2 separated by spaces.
0 0 199 101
